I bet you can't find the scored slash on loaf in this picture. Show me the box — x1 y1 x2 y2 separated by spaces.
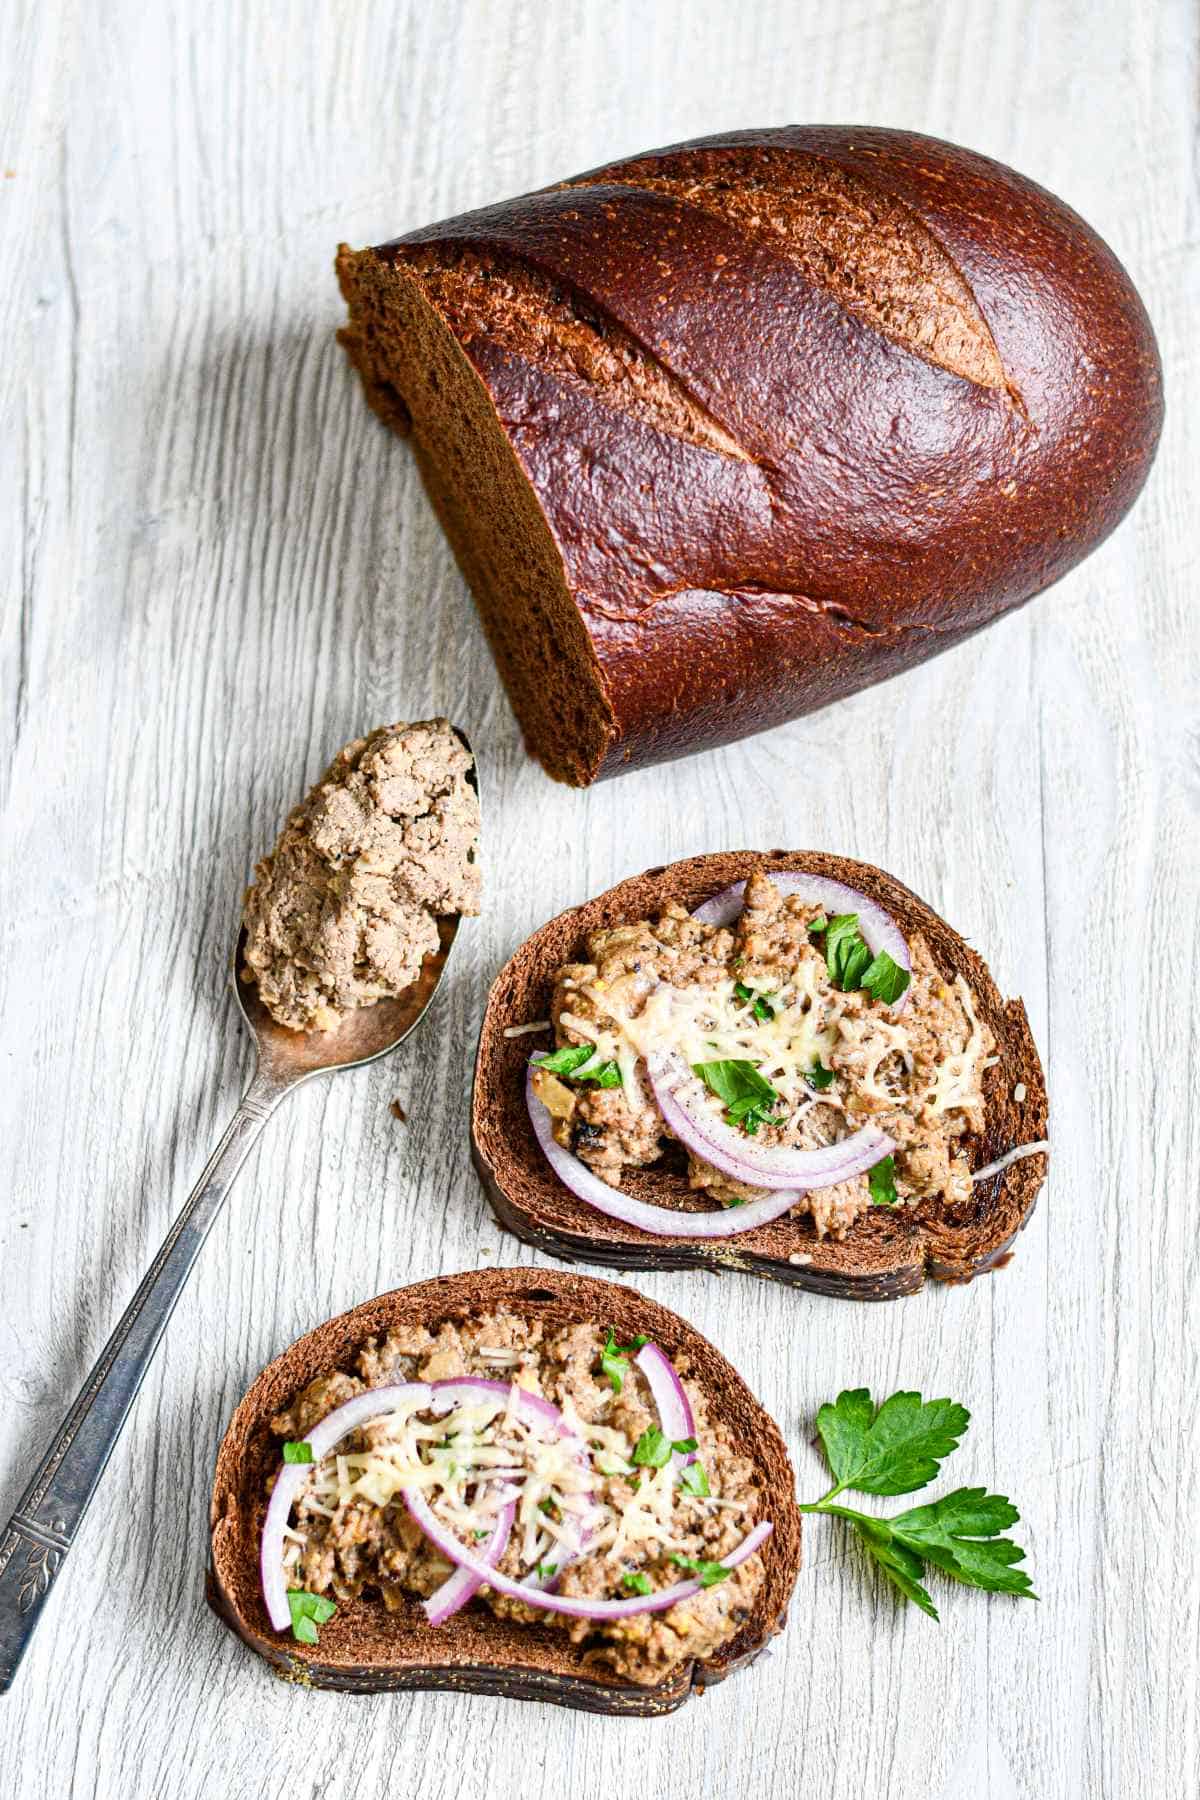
337 126 1162 784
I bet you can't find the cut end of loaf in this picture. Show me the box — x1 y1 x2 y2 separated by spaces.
336 243 616 786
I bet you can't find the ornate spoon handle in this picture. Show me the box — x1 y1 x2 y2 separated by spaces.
0 1065 289 1692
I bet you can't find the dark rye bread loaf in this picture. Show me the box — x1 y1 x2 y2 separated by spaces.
337 126 1162 784
207 1266 801 1715
472 852 1048 1300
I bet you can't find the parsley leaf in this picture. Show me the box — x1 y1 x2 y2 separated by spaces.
600 1327 648 1394
816 1388 970 1495
808 913 828 934
287 1589 337 1645
807 1061 835 1092
671 1554 733 1589
868 1155 898 1207
632 1427 672 1469
861 950 911 1005
886 1488 1035 1597
534 1045 621 1086
851 1516 940 1619
678 1460 711 1498
692 1059 783 1135
621 1571 652 1595
733 981 774 1023
798 1387 1035 1620
282 1440 314 1464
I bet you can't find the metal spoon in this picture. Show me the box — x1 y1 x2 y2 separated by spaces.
0 744 477 1691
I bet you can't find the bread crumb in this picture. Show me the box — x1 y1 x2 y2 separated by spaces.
389 1099 407 1123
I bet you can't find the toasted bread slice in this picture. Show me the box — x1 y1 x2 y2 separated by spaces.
472 853 1047 1301
208 1267 801 1714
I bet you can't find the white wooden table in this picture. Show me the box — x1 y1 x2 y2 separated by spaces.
2 2 1196 1795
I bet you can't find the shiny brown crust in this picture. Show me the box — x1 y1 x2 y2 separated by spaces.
207 1267 801 1714
337 126 1162 783
471 853 1048 1299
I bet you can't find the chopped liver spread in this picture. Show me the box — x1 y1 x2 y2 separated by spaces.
271 1309 765 1685
539 869 995 1238
242 718 479 1032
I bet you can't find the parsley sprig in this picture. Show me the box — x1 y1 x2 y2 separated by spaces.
798 1388 1036 1620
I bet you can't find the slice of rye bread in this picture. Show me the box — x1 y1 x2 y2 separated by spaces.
472 852 1048 1301
207 1266 801 1715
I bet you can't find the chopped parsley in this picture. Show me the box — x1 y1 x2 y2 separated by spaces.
632 1427 671 1469
621 1571 653 1595
819 914 912 1004
600 1327 648 1394
692 1058 784 1136
798 1386 1035 1619
868 1155 899 1207
287 1589 337 1645
534 1044 621 1087
823 913 875 991
734 981 775 1023
536 1562 558 1581
678 1460 711 1498
281 1440 313 1464
632 1428 702 1470
861 951 911 1005
671 1554 733 1589
807 1061 835 1092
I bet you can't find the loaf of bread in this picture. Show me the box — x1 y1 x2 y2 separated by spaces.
337 127 1163 784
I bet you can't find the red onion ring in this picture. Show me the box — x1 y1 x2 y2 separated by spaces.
405 1489 772 1622
692 871 911 1009
425 1502 515 1626
260 1380 432 1633
635 1343 696 1475
649 1052 894 1192
526 1064 804 1237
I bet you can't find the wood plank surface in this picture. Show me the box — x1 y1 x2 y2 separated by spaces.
0 2 1195 1796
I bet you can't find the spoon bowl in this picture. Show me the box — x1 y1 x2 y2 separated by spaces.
234 911 462 1084
234 726 478 1087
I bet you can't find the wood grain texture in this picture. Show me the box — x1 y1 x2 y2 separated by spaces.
0 1 1195 1796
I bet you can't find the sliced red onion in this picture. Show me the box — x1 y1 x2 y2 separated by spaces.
692 871 911 1009
526 1064 803 1237
424 1503 514 1626
260 1380 432 1633
635 1343 696 1475
405 1489 772 1622
649 1053 894 1192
